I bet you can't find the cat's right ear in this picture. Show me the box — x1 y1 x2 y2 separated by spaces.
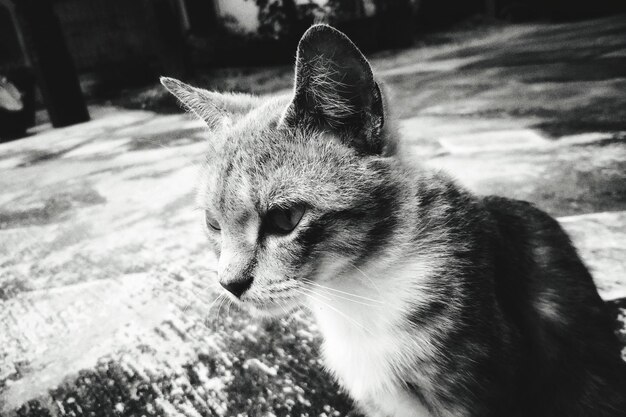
282 25 389 155
160 77 259 129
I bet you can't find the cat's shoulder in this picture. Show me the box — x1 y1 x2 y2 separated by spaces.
480 195 561 233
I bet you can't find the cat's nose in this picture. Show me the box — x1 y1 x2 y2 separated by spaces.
220 277 253 298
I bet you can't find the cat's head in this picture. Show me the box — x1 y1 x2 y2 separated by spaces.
162 25 403 316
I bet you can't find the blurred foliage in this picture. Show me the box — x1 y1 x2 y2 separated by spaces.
247 0 418 41
250 0 323 40
230 0 419 56
326 0 367 22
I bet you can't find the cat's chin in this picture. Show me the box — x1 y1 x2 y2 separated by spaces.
245 300 301 318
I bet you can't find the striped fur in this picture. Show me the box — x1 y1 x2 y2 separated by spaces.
162 24 626 417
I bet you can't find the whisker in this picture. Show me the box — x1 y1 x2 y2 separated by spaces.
225 297 234 324
323 253 382 295
295 288 373 336
205 292 223 312
203 292 225 329
349 263 382 294
215 295 228 329
301 278 385 304
279 300 290 316
298 285 333 301
300 283 380 308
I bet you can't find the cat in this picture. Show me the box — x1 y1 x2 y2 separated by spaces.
161 24 626 417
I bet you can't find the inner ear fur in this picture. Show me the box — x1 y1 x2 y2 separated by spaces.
283 24 386 154
160 77 259 129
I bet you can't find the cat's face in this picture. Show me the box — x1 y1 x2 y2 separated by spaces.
162 25 399 316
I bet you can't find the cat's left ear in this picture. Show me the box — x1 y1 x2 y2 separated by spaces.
160 77 259 129
282 24 386 154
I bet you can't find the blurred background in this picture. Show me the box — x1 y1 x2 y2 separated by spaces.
1 1 625 416
2 0 626 134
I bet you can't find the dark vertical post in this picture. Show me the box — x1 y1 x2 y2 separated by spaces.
484 0 496 18
12 0 89 127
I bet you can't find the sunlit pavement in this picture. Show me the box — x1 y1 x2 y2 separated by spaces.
1 16 625 416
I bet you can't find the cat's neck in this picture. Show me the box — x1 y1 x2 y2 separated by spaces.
307 170 470 416
308 257 440 417
308 248 442 342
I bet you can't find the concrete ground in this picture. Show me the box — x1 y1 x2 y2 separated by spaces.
1 16 625 417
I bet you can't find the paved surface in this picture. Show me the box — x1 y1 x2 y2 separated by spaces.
1 16 625 417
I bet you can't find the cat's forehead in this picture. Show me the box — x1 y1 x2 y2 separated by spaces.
202 120 363 216
212 126 309 200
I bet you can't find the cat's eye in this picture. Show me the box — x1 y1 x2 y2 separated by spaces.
265 205 305 235
205 212 221 231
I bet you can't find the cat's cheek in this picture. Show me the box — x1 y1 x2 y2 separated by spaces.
211 236 221 253
204 233 222 256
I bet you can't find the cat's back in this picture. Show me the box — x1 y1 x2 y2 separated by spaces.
482 195 626 416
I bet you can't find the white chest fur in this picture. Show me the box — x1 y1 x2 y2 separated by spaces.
310 299 432 417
